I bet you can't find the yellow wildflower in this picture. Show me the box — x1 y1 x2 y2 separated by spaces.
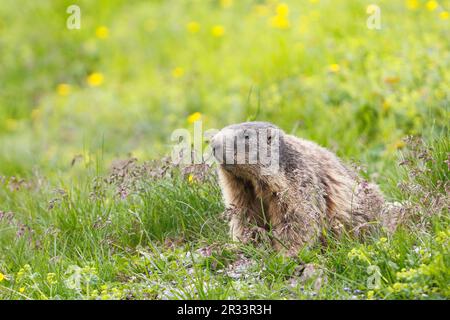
347 247 371 263
276 3 289 17
270 3 290 29
87 72 104 87
393 140 405 150
111 287 121 297
19 287 25 293
367 290 374 299
405 0 419 10
186 21 200 33
187 112 202 123
46 273 57 285
435 230 449 244
439 11 449 19
392 282 407 291
57 83 71 96
211 25 225 37
271 15 290 29
95 26 109 39
397 268 418 279
328 64 340 73
426 1 438 11
90 290 99 297
0 273 5 282
172 67 185 78
188 174 194 184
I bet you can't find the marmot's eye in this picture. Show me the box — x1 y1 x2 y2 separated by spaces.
243 133 250 140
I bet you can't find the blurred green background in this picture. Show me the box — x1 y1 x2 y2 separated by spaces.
0 0 448 180
0 0 449 301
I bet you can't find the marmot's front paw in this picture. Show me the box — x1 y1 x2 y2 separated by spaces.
242 226 270 244
222 206 240 221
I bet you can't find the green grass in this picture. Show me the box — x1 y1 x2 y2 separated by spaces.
0 0 449 299
0 137 448 300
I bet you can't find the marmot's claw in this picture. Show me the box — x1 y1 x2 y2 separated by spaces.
242 226 269 244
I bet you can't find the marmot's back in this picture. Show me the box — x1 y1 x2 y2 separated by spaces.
284 134 355 181
284 134 385 236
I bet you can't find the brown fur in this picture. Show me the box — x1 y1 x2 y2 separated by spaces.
211 122 385 256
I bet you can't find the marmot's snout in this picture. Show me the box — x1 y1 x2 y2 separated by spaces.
210 129 240 165
209 132 224 163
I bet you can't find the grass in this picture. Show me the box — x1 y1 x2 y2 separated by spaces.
0 137 448 300
0 0 449 299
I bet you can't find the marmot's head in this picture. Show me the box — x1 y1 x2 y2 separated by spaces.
210 122 284 177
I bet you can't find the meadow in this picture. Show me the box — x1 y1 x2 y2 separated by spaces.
0 0 448 299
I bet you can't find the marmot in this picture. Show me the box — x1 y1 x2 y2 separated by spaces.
210 122 385 256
